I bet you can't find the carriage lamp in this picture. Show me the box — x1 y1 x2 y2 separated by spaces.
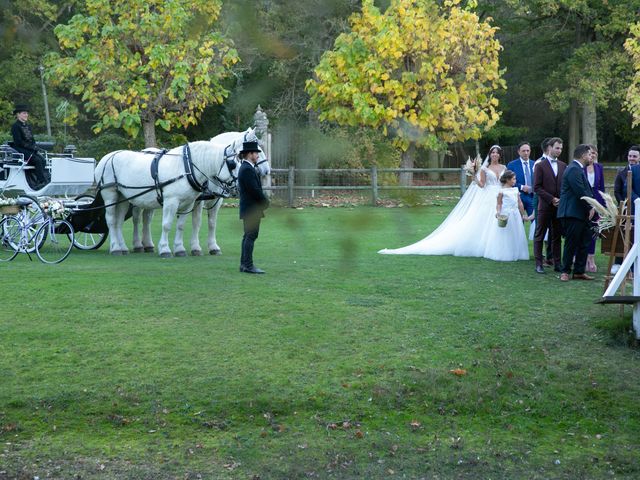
64 144 77 155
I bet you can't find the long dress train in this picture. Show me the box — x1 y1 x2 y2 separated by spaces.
378 166 505 258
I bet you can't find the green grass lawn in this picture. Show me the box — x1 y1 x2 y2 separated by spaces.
1 205 639 479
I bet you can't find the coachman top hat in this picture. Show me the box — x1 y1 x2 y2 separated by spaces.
239 141 260 154
13 104 30 115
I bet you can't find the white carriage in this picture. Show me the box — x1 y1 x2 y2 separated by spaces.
0 142 107 250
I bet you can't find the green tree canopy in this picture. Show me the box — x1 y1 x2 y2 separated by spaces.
46 0 239 147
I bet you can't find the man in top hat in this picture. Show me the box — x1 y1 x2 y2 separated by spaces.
238 140 269 274
10 104 49 189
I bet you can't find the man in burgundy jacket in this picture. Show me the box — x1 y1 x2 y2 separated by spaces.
533 137 566 274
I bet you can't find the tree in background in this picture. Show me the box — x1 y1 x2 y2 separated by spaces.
625 22 640 128
495 0 639 159
47 0 239 148
306 0 505 184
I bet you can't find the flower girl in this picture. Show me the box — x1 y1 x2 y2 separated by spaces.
482 170 530 261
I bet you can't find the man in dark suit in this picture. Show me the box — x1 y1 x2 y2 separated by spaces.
533 137 566 274
507 141 535 216
238 141 270 274
611 146 640 272
558 144 595 281
10 104 49 189
614 145 640 203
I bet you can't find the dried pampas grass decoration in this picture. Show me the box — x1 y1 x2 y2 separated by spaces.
581 191 625 233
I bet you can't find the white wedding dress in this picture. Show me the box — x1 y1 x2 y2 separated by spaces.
379 165 528 261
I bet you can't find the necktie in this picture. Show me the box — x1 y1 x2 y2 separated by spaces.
523 161 531 188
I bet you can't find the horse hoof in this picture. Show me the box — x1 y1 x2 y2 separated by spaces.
191 250 202 256
160 252 172 259
174 251 187 257
110 250 123 256
144 247 155 253
133 247 144 253
209 249 222 255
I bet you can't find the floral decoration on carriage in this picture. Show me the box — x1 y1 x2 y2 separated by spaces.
42 200 70 220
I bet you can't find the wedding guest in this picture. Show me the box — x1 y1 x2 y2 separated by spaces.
507 141 535 216
558 144 595 281
533 137 566 274
584 145 605 272
532 138 553 263
611 145 640 273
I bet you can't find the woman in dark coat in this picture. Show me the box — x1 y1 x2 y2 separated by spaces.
584 145 605 272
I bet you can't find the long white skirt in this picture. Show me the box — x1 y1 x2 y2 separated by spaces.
378 182 502 257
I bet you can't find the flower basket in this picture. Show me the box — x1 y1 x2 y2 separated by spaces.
0 205 20 215
497 214 508 228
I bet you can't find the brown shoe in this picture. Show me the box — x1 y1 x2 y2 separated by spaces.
560 273 570 282
572 273 594 280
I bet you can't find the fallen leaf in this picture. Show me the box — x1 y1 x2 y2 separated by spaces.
355 430 364 438
450 369 467 376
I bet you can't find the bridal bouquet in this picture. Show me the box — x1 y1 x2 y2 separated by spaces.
42 200 69 220
581 192 622 233
463 154 482 178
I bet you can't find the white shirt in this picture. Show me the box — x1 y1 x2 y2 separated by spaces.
544 155 558 176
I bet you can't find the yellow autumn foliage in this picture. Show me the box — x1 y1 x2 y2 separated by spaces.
306 0 505 151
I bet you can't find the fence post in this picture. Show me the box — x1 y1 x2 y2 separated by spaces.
288 165 295 207
371 166 378 206
460 167 466 196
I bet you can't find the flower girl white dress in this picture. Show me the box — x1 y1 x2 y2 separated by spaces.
482 187 529 261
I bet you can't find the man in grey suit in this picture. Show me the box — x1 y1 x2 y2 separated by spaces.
558 144 595 281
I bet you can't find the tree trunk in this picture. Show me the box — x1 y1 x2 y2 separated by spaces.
568 99 580 160
426 149 443 181
143 117 157 148
399 143 416 186
581 97 597 147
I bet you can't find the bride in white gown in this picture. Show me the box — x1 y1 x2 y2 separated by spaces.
379 145 527 260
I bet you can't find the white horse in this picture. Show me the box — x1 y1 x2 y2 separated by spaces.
95 141 237 257
186 128 270 255
130 128 270 256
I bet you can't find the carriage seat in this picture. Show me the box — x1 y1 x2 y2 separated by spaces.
0 143 22 166
1 143 31 167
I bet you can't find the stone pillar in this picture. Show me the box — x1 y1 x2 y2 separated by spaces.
253 105 272 195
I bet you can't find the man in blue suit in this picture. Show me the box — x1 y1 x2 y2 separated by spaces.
507 141 535 216
558 144 595 281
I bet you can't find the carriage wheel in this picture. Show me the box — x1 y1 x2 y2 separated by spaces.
15 195 46 252
35 219 74 264
70 194 108 250
0 217 20 262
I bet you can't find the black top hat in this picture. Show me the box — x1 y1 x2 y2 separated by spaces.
239 141 260 154
13 104 29 115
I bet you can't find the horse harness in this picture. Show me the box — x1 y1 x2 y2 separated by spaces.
95 144 237 210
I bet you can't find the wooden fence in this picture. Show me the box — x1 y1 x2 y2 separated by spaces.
265 165 622 207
